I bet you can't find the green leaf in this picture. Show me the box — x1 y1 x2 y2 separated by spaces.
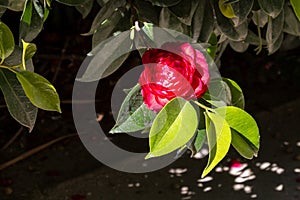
290 0 300 21
283 4 300 36
0 68 37 131
218 0 236 18
0 21 15 62
55 0 86 6
83 0 126 35
21 40 36 70
222 78 244 109
92 9 124 48
266 10 284 46
146 97 198 158
16 70 61 112
258 0 284 18
202 111 231 177
147 0 181 7
134 0 161 24
21 0 32 25
192 0 214 42
168 0 199 26
78 30 133 81
159 7 188 34
75 0 93 19
0 0 26 11
194 129 206 153
203 78 231 107
215 106 260 150
110 84 156 133
231 129 258 159
213 0 248 41
244 30 267 46
19 0 45 42
229 40 249 52
231 0 254 26
268 32 283 55
252 9 269 28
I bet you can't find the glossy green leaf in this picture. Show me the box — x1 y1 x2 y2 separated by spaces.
16 71 61 112
0 68 37 131
192 0 214 42
231 0 254 26
21 40 36 70
19 0 45 42
258 0 284 18
83 0 126 35
110 84 156 133
283 4 300 36
168 0 199 26
78 30 133 81
92 9 123 48
222 78 244 109
146 97 198 158
290 0 300 21
219 0 236 18
215 106 260 150
202 111 231 177
21 0 32 25
213 0 248 41
0 21 15 62
231 129 258 159
147 0 181 7
55 0 86 6
76 0 93 19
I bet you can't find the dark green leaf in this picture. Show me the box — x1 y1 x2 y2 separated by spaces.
146 0 181 7
96 0 109 7
168 0 199 26
258 0 284 18
83 0 126 35
192 0 214 42
207 33 218 59
245 30 267 46
110 84 156 133
252 9 269 27
229 40 249 52
16 71 61 112
0 21 15 61
213 0 248 41
134 0 160 24
146 97 198 158
92 9 124 48
21 0 32 25
0 68 37 131
215 106 260 150
202 111 231 177
78 30 133 81
194 129 206 153
266 9 284 46
19 0 45 42
159 7 188 34
0 0 26 11
283 4 300 36
76 0 93 19
222 78 244 109
231 129 258 159
231 0 254 26
268 32 283 55
55 0 86 6
290 0 300 21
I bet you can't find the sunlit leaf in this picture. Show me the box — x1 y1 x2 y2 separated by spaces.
290 0 300 21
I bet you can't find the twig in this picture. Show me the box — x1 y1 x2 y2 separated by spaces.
1 127 24 150
0 133 77 171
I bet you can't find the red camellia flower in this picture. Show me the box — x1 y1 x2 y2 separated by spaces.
139 42 210 112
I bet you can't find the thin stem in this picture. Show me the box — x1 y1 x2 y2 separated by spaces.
193 101 215 112
0 65 16 73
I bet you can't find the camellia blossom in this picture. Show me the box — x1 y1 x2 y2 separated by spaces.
139 42 210 112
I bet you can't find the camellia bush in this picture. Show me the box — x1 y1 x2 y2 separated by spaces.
0 0 300 176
